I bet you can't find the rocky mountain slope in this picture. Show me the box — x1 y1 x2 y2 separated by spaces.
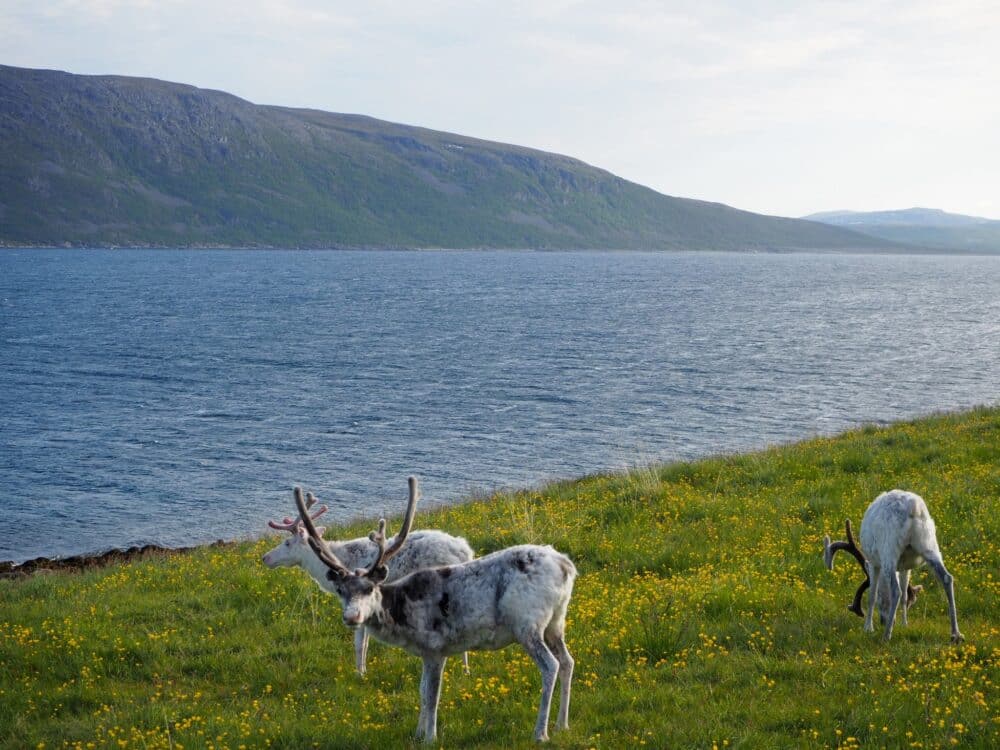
2 64 896 251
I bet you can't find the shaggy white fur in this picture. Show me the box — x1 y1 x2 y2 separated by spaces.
859 489 962 643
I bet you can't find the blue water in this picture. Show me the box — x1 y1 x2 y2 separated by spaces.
1 249 998 563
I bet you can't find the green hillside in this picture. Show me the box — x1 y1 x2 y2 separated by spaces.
0 64 897 251
804 208 1000 254
838 223 1000 253
1 407 997 748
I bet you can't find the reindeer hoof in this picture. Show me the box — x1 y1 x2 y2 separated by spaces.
951 632 965 644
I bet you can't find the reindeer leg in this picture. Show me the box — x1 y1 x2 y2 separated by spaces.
544 631 574 731
864 562 878 633
882 570 901 641
416 660 428 740
522 629 559 741
926 556 963 644
354 627 368 676
897 569 911 625
462 651 470 675
418 655 446 743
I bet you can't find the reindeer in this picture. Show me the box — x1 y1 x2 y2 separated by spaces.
263 491 474 675
294 477 576 743
824 518 921 618
856 490 962 643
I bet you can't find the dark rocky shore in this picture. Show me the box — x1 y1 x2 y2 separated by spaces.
0 540 232 580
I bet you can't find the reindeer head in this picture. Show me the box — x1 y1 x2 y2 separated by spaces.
873 577 925 625
296 477 419 628
261 492 328 569
823 518 921 619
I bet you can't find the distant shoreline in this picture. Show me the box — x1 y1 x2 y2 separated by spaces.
1 243 992 255
5 404 996 576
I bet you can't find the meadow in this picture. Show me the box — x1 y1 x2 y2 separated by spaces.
1 407 998 749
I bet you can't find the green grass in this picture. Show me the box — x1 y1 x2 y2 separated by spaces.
2 407 999 749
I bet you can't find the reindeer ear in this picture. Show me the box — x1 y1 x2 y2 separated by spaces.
367 565 389 583
314 526 327 537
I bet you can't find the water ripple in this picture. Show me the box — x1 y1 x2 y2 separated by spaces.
1 248 998 563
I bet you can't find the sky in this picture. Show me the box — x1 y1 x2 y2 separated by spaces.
4 0 1000 219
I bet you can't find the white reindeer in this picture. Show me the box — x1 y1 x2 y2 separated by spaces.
823 517 922 619
294 478 576 743
262 491 474 674
858 489 963 643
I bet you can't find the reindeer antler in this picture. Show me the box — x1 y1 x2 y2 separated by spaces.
367 518 388 562
823 519 872 617
824 519 867 572
269 491 328 531
361 476 419 577
823 519 920 618
294 486 350 577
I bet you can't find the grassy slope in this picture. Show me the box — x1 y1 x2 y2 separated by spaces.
1 408 998 749
0 65 894 252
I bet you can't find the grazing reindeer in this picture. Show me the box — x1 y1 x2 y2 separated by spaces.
824 518 921 618
858 490 963 643
263 491 474 674
295 478 576 743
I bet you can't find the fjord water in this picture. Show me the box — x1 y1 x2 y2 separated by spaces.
2 249 998 564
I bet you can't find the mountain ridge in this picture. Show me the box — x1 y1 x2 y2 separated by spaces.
2 64 898 251
804 207 996 227
804 207 1000 253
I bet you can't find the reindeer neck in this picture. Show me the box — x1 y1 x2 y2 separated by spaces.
365 581 409 636
299 545 339 588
